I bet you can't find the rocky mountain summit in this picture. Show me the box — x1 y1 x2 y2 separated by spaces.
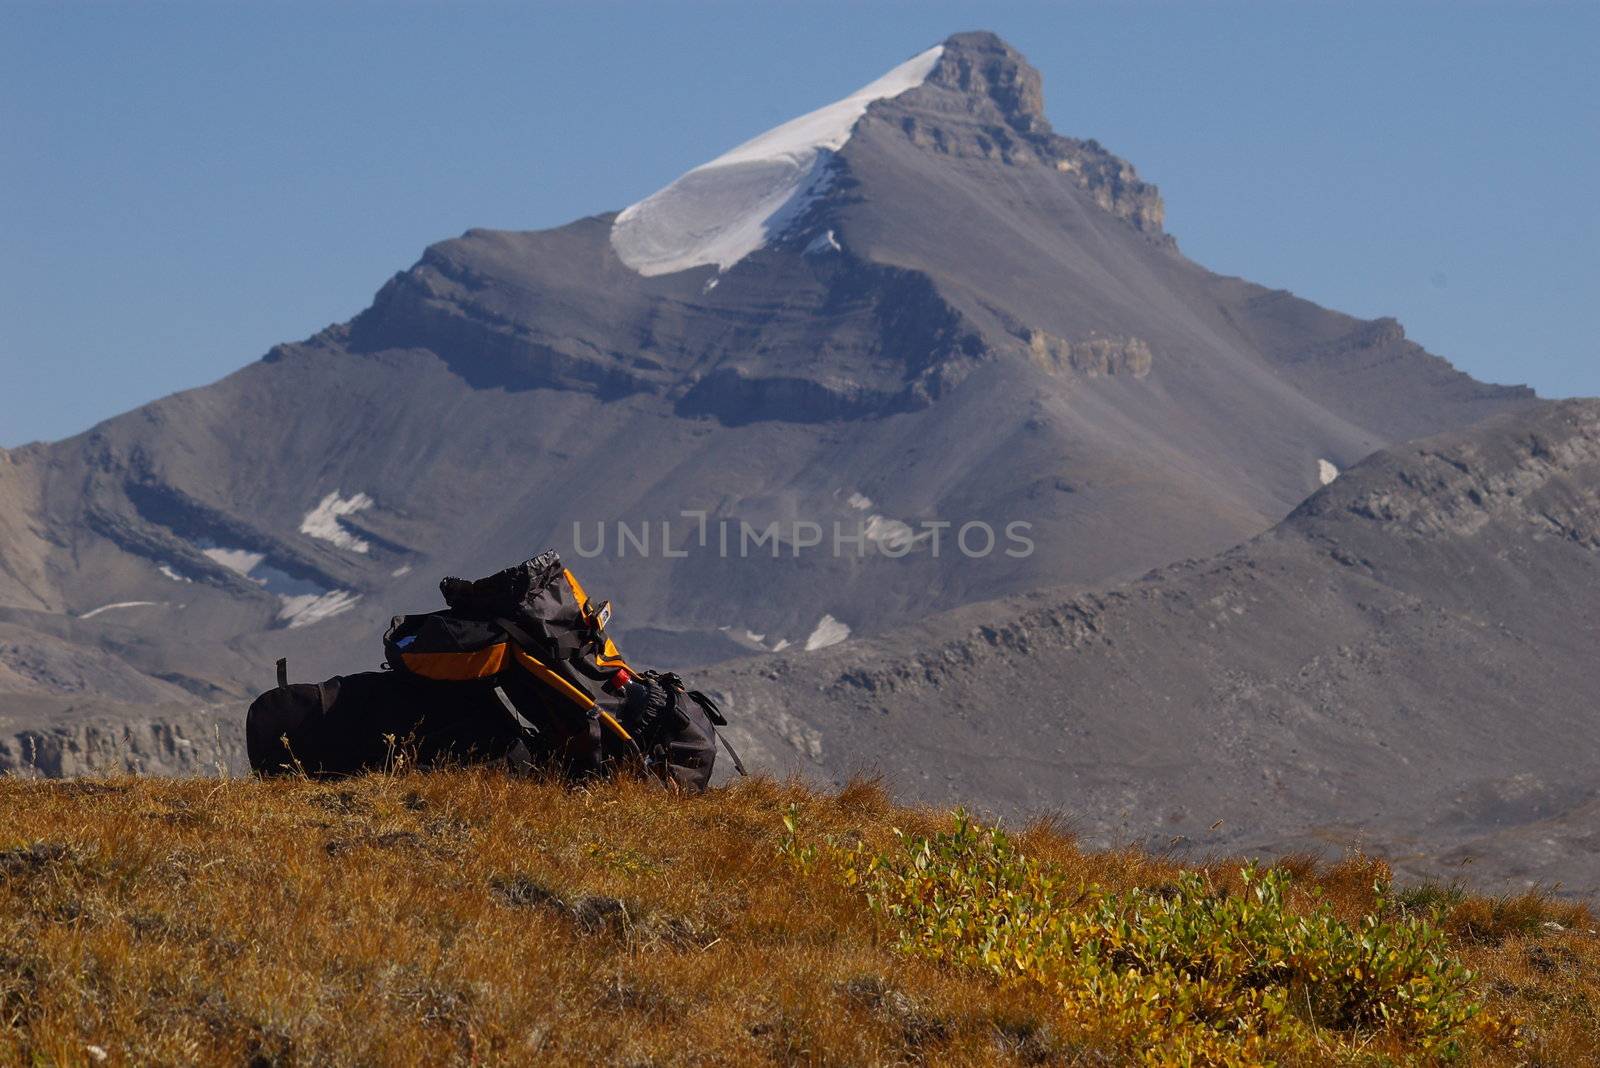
906 32 1167 236
711 400 1600 893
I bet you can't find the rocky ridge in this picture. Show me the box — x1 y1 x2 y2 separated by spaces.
709 400 1600 893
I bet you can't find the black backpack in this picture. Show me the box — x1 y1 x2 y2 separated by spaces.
247 551 744 790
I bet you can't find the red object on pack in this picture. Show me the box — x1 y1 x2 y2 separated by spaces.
607 667 632 691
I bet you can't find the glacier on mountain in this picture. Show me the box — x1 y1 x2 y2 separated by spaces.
610 45 943 277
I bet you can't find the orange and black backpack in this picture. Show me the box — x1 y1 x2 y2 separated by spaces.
247 551 743 789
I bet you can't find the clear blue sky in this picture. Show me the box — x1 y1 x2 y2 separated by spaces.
2 2 1595 447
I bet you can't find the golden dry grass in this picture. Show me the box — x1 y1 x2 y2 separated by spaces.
0 770 1596 1066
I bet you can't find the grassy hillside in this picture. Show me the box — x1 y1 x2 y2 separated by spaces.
1 771 1597 1066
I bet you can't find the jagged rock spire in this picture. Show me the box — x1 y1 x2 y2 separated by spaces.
925 31 1049 134
876 32 1168 238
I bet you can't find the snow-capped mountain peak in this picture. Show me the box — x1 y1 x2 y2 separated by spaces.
609 44 944 277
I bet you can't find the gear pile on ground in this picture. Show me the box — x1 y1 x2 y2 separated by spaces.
246 552 740 789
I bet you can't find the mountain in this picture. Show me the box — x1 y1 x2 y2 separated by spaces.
710 399 1600 893
0 35 1534 768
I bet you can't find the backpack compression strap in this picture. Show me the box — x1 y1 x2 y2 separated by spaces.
493 617 642 759
687 689 748 777
491 685 543 754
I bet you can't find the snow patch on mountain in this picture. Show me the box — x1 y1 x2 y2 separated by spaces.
200 544 310 595
804 614 851 651
300 490 373 553
80 601 162 621
251 563 327 599
157 564 191 583
863 514 931 552
805 229 842 255
203 547 265 577
1318 459 1340 485
722 625 796 654
278 590 361 629
610 45 943 277
195 540 355 627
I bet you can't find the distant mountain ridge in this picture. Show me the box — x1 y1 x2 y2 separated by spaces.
709 399 1600 893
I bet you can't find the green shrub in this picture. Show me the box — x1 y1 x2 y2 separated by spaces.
823 811 1506 1063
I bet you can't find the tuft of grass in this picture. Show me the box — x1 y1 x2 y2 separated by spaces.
1396 879 1472 917
0 771 1595 1066
1446 888 1590 946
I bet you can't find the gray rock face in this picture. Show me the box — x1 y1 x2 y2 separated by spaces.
911 32 1167 237
707 400 1600 895
0 694 244 777
0 32 1544 820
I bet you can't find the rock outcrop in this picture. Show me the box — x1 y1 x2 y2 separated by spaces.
0 696 245 777
1025 331 1153 378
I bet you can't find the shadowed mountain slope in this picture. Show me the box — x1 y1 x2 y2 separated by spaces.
709 399 1600 893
